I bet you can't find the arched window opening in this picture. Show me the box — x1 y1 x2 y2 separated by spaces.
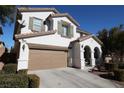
84 46 92 66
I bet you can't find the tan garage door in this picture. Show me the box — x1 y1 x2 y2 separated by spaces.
28 49 67 70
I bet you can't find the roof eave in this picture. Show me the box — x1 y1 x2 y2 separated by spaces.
78 35 92 42
77 35 103 45
49 13 80 26
92 36 103 46
15 30 57 40
18 7 60 14
76 28 91 35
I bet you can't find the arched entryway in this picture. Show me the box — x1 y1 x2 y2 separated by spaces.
84 46 92 66
94 47 100 65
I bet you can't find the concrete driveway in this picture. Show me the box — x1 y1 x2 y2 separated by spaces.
28 68 122 88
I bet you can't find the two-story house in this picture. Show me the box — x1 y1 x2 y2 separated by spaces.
13 8 102 71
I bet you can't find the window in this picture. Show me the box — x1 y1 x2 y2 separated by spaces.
62 25 68 37
33 18 42 32
29 17 45 32
58 20 74 38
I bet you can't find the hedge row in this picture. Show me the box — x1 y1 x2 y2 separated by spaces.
18 69 28 75
0 74 29 88
2 64 17 74
0 64 40 88
0 73 40 88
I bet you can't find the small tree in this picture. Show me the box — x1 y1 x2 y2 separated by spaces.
97 25 124 63
0 6 15 25
0 5 16 36
97 29 109 58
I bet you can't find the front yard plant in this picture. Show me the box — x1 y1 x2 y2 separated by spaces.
0 74 29 88
3 63 17 74
0 63 40 88
104 62 124 82
18 69 28 75
28 74 40 88
114 69 124 81
105 63 118 72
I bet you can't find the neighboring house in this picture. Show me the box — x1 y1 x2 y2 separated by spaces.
0 26 5 58
13 8 102 71
0 42 5 57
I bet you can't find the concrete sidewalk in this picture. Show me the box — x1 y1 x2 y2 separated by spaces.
28 68 122 88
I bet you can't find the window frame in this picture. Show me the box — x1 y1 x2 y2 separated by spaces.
32 17 43 32
62 24 69 37
29 17 45 32
61 20 72 38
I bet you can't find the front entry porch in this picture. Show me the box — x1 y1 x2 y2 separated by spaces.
80 38 102 70
69 36 102 70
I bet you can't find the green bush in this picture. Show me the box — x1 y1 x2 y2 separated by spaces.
18 69 28 75
114 69 124 81
0 70 4 74
3 64 17 74
105 63 118 72
0 74 29 88
28 74 40 88
118 63 124 69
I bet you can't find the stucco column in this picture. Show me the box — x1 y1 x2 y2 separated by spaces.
80 48 85 69
99 49 103 64
17 40 29 70
91 50 95 67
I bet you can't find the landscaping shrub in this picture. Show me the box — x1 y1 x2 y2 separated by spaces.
3 64 17 74
0 70 4 74
0 74 29 88
105 63 118 72
28 74 40 88
114 69 124 81
0 52 17 64
118 63 124 69
18 69 28 75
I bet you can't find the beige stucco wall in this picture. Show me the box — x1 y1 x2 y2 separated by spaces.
72 42 81 68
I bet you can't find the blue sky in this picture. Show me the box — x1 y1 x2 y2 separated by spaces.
1 5 124 49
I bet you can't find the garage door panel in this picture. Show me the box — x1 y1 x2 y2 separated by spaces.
29 49 67 70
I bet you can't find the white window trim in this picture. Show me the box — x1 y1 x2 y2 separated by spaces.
32 17 43 32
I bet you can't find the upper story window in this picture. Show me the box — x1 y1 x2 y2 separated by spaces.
62 25 68 37
29 17 45 32
58 20 74 38
33 18 42 31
